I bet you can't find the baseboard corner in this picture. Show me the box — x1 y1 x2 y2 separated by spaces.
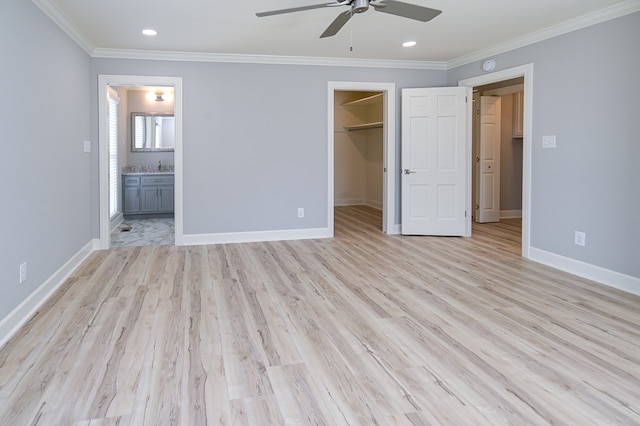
0 240 95 349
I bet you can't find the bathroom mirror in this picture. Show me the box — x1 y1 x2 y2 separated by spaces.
131 112 175 152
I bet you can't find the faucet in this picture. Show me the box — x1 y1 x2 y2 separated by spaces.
158 160 162 171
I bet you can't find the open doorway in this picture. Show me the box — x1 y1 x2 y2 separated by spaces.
459 64 533 258
109 86 176 247
327 82 397 237
97 75 183 250
334 90 384 232
471 78 524 254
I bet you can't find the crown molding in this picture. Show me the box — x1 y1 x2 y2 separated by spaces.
33 0 639 71
447 0 640 70
32 0 95 55
91 48 448 70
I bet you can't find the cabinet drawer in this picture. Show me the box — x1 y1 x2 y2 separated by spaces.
141 175 174 186
124 176 140 186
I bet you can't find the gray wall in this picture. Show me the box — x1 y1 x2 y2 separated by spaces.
448 11 640 278
0 0 92 319
90 60 447 235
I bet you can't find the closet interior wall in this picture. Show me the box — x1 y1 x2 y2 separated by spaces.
334 91 384 210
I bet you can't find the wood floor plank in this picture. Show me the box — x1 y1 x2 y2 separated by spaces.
1 205 639 424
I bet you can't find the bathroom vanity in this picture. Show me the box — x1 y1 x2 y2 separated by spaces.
123 172 174 217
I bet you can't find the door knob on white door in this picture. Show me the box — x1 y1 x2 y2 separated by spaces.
403 169 416 174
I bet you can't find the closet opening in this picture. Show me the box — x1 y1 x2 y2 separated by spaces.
334 90 385 232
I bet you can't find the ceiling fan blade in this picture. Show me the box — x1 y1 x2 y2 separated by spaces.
320 10 352 38
256 3 335 17
371 0 441 22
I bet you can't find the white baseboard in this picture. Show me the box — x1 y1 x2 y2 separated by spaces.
529 247 640 296
500 209 522 219
181 227 332 246
386 224 401 234
0 240 96 349
335 198 365 207
366 199 383 210
110 212 124 232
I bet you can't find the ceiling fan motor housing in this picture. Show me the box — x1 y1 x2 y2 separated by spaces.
353 0 370 13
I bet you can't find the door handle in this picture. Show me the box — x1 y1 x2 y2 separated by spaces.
403 169 416 174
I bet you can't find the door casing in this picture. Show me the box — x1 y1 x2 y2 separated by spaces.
459 64 533 258
97 75 183 249
327 81 397 235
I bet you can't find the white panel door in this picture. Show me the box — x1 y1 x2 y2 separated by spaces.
401 87 469 236
477 96 501 223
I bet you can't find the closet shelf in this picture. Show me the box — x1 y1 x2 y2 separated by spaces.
343 121 383 131
341 93 383 107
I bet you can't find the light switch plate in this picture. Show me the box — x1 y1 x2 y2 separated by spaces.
542 135 556 149
84 140 91 153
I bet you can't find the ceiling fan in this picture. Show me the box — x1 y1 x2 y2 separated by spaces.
256 0 442 38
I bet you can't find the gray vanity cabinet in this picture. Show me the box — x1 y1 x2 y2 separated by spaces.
123 176 141 214
123 174 174 217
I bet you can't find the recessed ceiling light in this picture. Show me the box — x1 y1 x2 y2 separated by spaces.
402 41 417 47
142 29 157 36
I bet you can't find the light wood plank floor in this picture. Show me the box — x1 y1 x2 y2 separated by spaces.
1 206 639 425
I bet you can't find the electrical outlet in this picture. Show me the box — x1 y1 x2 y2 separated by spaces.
542 135 556 149
574 231 586 247
19 262 27 284
83 140 91 153
298 208 304 218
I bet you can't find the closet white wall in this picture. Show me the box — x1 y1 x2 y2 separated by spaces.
334 91 384 210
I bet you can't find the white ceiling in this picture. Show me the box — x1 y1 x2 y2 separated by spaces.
36 0 637 64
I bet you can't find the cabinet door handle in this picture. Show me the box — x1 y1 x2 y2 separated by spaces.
159 188 162 197
137 188 140 198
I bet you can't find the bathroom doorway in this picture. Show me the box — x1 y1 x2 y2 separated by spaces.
97 75 183 249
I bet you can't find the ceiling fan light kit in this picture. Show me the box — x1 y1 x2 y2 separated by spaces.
256 0 442 38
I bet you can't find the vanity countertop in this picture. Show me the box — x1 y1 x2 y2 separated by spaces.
122 171 174 176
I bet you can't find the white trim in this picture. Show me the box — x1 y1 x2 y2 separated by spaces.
447 0 640 69
335 199 366 207
366 199 383 210
31 0 95 55
98 75 184 249
529 248 640 297
387 224 401 235
92 48 447 70
328 82 396 236
181 228 331 246
500 210 522 219
34 0 639 71
0 241 95 349
458 64 534 259
110 212 124 232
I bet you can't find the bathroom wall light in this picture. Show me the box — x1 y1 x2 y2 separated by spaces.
142 29 157 36
402 41 417 47
155 92 164 102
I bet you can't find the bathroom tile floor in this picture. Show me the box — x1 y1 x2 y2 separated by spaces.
111 218 174 247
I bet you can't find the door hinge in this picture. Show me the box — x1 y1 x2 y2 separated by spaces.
465 210 467 218
465 96 468 103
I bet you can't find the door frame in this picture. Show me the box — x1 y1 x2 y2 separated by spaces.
97 75 183 249
458 64 533 258
327 81 397 236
